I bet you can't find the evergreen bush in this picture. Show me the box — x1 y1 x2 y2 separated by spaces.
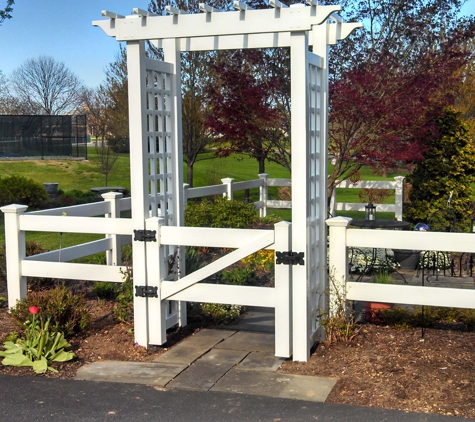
0 175 48 209
185 197 258 228
404 108 475 232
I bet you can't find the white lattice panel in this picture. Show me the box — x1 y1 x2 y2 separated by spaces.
145 61 175 226
307 52 324 342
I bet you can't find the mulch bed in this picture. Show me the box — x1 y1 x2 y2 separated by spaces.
1 283 475 418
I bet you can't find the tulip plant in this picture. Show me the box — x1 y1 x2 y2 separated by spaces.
0 306 75 374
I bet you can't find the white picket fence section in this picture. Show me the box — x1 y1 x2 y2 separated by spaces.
326 216 475 311
329 176 405 221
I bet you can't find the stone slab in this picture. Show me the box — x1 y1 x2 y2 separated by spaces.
225 306 275 332
212 368 338 402
215 330 275 353
153 329 236 365
169 349 248 391
239 352 286 372
75 360 187 387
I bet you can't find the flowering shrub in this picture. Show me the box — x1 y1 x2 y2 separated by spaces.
0 306 75 374
241 249 274 272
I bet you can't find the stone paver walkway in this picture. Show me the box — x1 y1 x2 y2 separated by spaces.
76 308 337 403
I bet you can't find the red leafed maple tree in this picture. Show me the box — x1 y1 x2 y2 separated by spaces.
327 44 470 197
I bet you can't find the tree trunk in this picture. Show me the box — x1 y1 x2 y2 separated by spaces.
187 163 194 188
258 158 265 174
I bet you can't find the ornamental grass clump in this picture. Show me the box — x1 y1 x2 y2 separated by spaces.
0 306 75 374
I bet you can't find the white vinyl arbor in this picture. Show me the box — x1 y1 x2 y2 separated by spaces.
93 2 360 361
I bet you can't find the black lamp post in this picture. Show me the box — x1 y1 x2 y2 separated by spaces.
365 203 376 221
470 217 475 233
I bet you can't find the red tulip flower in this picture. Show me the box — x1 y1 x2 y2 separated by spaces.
29 306 39 315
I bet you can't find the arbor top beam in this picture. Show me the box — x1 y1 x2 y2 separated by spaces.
94 4 359 43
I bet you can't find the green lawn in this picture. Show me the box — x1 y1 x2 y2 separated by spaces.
0 152 407 251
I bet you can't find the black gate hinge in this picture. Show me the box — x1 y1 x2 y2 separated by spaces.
276 251 305 266
134 229 157 242
135 285 158 298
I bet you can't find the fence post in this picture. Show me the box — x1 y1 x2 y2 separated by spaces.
183 183 189 207
102 192 123 266
259 173 269 217
145 217 168 345
274 221 292 357
1 204 28 309
221 178 234 200
394 176 405 221
325 216 351 316
329 184 337 217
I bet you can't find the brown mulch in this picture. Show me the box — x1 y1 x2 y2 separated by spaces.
1 292 475 418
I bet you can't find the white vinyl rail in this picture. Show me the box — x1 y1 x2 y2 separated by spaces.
326 216 475 312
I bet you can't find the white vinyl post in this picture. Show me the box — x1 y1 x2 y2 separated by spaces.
394 176 405 221
290 30 310 362
127 40 150 347
325 216 351 315
259 173 269 218
183 183 190 207
274 221 292 357
163 38 187 328
145 217 167 345
1 204 28 309
330 185 337 218
221 178 235 200
102 192 123 266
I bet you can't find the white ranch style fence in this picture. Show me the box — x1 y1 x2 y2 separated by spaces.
1 194 293 357
188 175 405 220
329 176 405 221
326 216 475 312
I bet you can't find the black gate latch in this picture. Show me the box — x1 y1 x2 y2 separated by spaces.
134 229 157 242
135 285 158 298
276 251 305 266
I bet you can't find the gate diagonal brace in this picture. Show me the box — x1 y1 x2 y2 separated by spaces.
276 251 305 265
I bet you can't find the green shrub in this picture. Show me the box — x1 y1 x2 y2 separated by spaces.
93 281 120 300
0 175 48 209
57 189 97 207
378 306 475 331
221 267 254 285
185 197 258 228
10 285 90 337
404 108 475 232
0 241 52 289
114 268 134 323
198 303 241 325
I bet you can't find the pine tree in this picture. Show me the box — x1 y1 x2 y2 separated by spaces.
404 108 475 232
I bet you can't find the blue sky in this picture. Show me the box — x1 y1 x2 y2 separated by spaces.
1 1 139 88
1 1 474 88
